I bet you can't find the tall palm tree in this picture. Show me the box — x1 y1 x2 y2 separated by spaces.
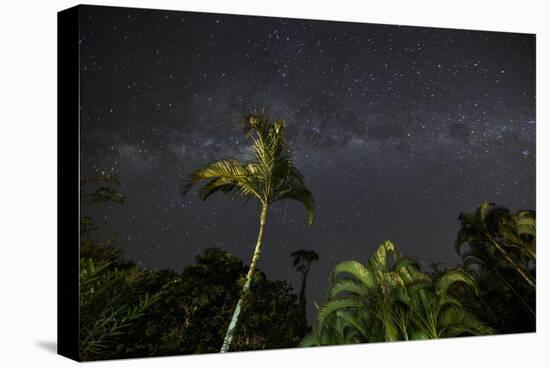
301 241 491 346
291 250 319 322
184 113 315 353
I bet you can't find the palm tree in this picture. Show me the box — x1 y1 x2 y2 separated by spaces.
291 250 319 323
184 113 315 353
456 201 536 326
404 269 492 339
456 201 535 288
301 241 491 346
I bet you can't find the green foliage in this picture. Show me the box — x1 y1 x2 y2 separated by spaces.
79 170 126 279
79 172 145 360
81 171 126 205
90 186 126 204
80 216 99 236
456 200 535 287
80 248 309 360
455 201 536 333
79 258 156 360
80 238 123 263
302 241 492 347
80 171 126 242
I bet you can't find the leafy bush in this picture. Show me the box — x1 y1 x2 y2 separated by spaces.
302 241 492 346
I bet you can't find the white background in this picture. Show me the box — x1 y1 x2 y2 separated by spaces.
0 0 547 366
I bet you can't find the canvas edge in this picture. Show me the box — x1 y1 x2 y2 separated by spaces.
57 4 81 362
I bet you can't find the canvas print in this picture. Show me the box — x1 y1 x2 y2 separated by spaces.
63 4 535 361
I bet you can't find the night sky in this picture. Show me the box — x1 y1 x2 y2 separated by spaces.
79 5 536 320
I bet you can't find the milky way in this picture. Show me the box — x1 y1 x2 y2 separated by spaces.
79 5 535 320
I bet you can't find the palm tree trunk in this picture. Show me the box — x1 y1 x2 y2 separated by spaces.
299 270 307 304
299 268 309 320
488 237 535 288
493 268 536 317
220 204 269 353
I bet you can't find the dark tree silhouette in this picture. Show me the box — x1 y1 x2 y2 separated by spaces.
291 249 319 322
455 201 536 333
426 258 445 274
79 248 308 360
456 200 535 288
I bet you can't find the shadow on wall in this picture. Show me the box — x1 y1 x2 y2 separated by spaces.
36 341 57 354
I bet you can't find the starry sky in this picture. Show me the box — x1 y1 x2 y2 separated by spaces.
79 5 536 320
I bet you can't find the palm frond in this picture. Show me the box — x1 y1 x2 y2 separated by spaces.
437 306 493 337
329 279 370 298
273 183 315 225
299 332 320 347
514 210 536 237
317 298 364 330
370 240 398 271
435 269 479 295
502 210 536 259
183 159 263 201
340 312 370 340
331 260 375 290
